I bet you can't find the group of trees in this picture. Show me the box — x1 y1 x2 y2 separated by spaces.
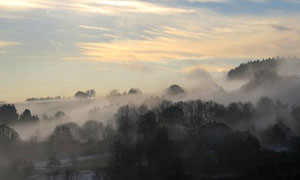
106 85 186 100
107 88 142 98
26 96 63 102
103 97 300 180
165 84 185 95
227 57 300 94
74 89 96 99
104 104 187 180
2 95 300 179
0 124 19 145
227 57 279 80
48 120 105 150
0 104 39 125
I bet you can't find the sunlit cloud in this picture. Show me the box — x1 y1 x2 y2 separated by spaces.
0 0 190 15
0 41 19 47
0 14 23 19
0 0 48 10
95 0 191 14
72 13 300 63
79 25 110 31
187 0 269 3
0 41 19 55
121 62 152 73
180 64 233 73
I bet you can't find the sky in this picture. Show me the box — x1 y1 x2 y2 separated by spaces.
1 0 300 102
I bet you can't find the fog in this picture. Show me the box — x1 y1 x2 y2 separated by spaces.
2 57 300 180
8 57 300 141
12 98 116 140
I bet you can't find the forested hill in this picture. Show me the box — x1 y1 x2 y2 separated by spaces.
227 57 279 80
225 57 300 104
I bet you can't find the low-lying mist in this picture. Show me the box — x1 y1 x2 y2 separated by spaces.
8 57 300 141
2 57 300 180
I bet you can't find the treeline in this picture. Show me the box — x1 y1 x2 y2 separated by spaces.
26 96 63 102
0 120 108 180
227 57 279 80
0 119 106 152
2 97 300 179
103 97 300 180
106 88 142 98
0 104 39 125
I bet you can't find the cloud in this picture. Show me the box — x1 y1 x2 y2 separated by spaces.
121 63 152 73
0 0 48 10
0 41 18 56
0 0 190 15
269 24 292 32
0 50 6 54
187 0 228 2
71 12 300 63
187 0 269 3
0 14 23 19
79 25 110 31
94 1 191 14
182 67 212 80
0 41 19 47
181 64 233 73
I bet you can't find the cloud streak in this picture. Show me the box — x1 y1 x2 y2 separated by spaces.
0 41 19 47
72 12 300 63
181 64 233 73
0 0 190 15
79 25 110 31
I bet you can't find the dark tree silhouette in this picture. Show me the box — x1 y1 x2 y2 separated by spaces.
261 120 290 145
225 102 256 125
19 109 39 123
292 105 300 122
48 124 76 145
108 89 122 97
159 105 183 125
74 89 96 99
183 100 207 149
0 104 18 125
227 57 279 80
115 105 138 138
74 91 87 98
128 88 142 95
54 111 66 119
80 120 104 141
86 89 96 98
199 122 232 149
137 111 157 135
166 84 185 95
0 124 19 144
215 131 261 176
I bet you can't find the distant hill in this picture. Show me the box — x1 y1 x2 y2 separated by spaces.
227 57 279 80
225 57 300 104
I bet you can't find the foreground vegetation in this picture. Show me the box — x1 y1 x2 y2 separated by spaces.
1 95 300 180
